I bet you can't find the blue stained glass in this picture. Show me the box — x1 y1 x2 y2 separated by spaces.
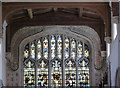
84 44 89 59
43 37 48 59
24 43 29 61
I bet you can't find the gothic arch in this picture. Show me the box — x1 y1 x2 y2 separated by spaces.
7 26 103 86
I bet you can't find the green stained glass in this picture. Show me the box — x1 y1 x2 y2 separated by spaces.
57 35 62 59
43 37 48 59
51 35 56 59
37 60 48 87
65 38 69 59
37 40 42 59
51 60 62 87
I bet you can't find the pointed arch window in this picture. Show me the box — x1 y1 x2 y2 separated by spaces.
23 34 90 87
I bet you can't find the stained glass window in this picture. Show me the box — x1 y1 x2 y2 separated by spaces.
71 39 76 59
57 35 62 59
24 43 29 61
23 34 90 87
51 60 62 87
65 60 76 87
31 41 35 60
77 42 83 59
37 60 48 87
37 40 42 59
24 60 35 87
51 35 56 59
84 44 89 59
78 60 89 87
65 38 69 59
43 37 48 59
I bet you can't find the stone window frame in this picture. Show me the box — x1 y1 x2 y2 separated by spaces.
9 26 102 86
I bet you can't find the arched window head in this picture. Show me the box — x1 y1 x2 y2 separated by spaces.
23 34 90 87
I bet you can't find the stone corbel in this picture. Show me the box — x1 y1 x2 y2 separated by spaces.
6 52 18 71
112 16 119 24
104 37 112 44
94 51 107 70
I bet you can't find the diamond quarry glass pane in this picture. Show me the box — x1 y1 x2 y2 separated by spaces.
84 44 89 59
71 39 76 59
37 40 42 59
24 61 35 87
78 60 89 87
51 60 62 87
37 60 48 87
65 38 69 59
43 37 48 59
24 43 29 61
31 41 35 60
77 42 83 59
57 35 62 59
51 35 56 59
65 60 76 87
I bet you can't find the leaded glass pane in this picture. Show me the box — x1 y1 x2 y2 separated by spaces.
37 40 42 59
51 35 56 59
37 60 48 87
65 60 76 87
71 39 76 59
77 42 83 59
51 60 62 87
31 42 35 60
43 37 48 59
65 38 69 59
24 61 35 87
78 60 89 87
84 44 89 59
57 35 62 59
24 43 29 61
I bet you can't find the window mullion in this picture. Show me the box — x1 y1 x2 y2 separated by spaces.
62 35 65 87
76 41 78 86
48 35 51 87
69 38 72 58
83 42 85 59
35 40 37 87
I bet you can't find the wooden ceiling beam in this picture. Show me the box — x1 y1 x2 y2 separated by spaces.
27 9 33 19
78 8 83 17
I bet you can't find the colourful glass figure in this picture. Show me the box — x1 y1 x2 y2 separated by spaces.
71 39 76 59
78 60 89 87
43 37 48 59
37 60 48 87
51 35 56 59
31 42 35 60
57 35 62 59
65 38 69 59
24 61 35 87
51 60 62 87
37 40 42 59
65 60 76 87
24 43 29 61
